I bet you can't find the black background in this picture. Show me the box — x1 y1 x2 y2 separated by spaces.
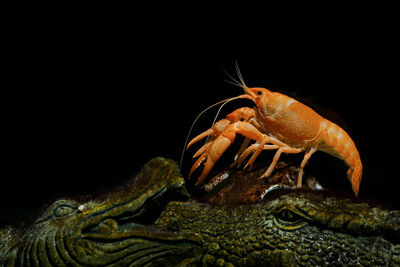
2 13 399 226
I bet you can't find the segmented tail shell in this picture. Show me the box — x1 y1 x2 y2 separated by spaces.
318 120 363 195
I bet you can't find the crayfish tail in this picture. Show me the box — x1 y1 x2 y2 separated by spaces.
348 160 363 196
319 119 363 196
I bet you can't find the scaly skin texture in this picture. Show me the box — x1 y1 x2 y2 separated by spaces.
0 158 201 266
1 157 400 266
156 196 400 266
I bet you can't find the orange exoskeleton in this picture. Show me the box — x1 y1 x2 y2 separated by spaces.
186 71 362 195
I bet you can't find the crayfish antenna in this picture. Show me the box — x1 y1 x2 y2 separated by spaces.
222 61 248 93
235 61 248 90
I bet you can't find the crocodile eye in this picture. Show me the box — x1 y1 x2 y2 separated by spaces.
273 208 307 230
54 204 75 217
35 200 79 224
276 209 299 222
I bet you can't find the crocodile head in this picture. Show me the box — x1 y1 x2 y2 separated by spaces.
1 157 400 266
0 158 202 266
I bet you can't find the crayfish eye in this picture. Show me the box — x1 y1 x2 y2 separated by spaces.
257 90 263 95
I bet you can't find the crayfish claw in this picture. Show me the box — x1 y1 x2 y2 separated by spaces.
189 152 207 179
193 142 212 158
186 129 214 149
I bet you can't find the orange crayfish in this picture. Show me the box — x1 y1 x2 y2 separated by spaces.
186 69 363 195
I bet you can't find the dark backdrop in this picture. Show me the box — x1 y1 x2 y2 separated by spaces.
2 21 398 226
